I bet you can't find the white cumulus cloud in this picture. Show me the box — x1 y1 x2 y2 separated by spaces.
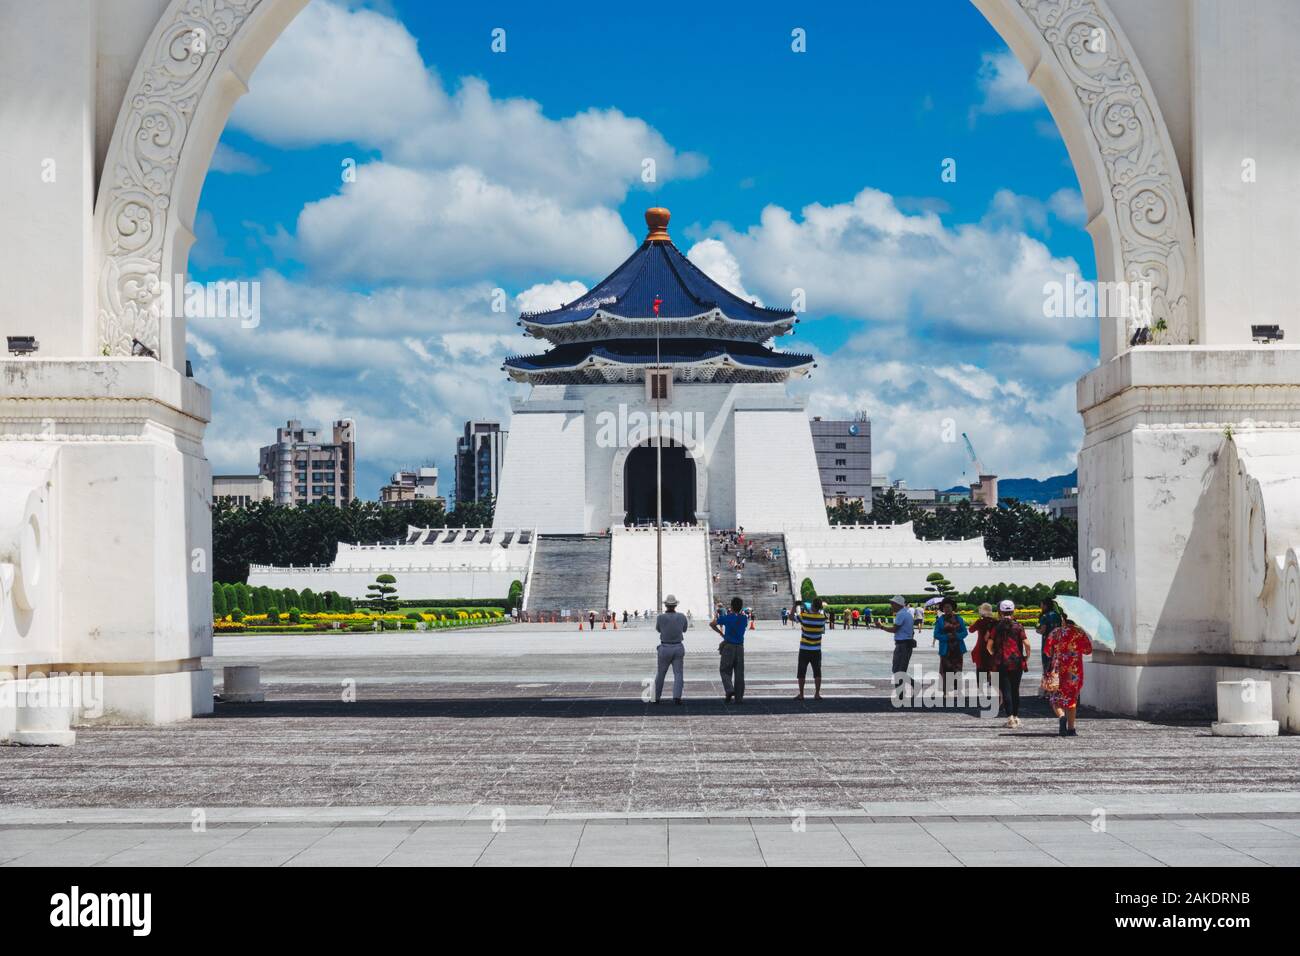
685 239 762 304
697 188 1086 343
294 163 636 284
971 48 1043 121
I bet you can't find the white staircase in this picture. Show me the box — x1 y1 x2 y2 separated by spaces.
607 526 710 618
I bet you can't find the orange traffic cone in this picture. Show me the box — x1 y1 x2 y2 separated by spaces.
578 620 584 631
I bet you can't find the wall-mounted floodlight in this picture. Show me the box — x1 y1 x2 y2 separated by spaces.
6 335 38 356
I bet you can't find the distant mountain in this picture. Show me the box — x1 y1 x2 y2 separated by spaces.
945 470 1077 505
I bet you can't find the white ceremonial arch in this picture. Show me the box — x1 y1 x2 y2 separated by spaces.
2 0 1300 726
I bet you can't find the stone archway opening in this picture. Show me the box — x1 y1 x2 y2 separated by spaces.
68 0 1222 723
624 440 697 526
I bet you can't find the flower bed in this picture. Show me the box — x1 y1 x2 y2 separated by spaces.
214 608 510 634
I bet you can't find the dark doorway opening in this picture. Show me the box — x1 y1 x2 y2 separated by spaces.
624 440 696 524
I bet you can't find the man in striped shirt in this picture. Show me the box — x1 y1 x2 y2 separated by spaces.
794 598 827 700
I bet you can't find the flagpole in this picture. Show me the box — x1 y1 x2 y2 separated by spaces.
655 308 663 612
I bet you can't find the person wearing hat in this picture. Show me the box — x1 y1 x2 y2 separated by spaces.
986 599 1031 727
875 595 917 698
653 594 689 704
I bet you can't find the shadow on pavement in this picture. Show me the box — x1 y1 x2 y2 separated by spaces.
204 695 1144 722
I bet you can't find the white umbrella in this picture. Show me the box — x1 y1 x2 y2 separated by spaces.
924 596 945 607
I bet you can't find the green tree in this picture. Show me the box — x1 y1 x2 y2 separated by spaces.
800 577 817 601
827 499 869 525
869 488 920 525
507 580 523 608
212 582 227 618
448 496 494 528
367 573 399 611
923 571 956 599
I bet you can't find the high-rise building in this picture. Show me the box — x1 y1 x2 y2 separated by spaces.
810 416 872 506
380 467 443 509
258 419 356 507
454 420 507 504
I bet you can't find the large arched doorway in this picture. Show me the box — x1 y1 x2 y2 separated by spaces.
624 441 697 525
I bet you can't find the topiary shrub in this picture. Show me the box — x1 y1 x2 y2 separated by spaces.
800 577 817 601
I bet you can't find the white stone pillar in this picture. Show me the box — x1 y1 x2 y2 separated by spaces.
0 358 215 723
1211 679 1279 736
1078 348 1300 718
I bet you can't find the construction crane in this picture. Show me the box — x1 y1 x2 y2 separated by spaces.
961 432 985 477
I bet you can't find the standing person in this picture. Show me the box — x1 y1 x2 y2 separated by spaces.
653 594 689 704
861 605 873 628
1036 597 1063 696
911 602 924 635
588 609 596 630
877 596 917 699
851 607 860 629
986 600 1030 727
711 596 749 703
968 603 999 708
933 597 968 697
794 598 827 700
781 606 789 627
826 606 836 630
1044 607 1094 737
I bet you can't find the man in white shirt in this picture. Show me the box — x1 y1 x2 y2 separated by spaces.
876 595 917 698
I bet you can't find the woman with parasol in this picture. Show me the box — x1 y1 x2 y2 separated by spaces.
1044 598 1102 737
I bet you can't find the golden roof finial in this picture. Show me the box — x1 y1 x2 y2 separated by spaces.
645 207 671 242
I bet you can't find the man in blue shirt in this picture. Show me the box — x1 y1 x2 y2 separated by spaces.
710 596 749 703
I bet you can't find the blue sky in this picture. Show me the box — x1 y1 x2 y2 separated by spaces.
192 0 1097 500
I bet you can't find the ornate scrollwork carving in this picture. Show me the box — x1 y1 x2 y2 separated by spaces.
1020 0 1195 345
96 1 263 357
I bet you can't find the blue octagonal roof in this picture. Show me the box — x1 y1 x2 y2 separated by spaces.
521 211 794 328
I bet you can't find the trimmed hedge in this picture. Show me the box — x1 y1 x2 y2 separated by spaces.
818 581 1078 607
354 597 512 610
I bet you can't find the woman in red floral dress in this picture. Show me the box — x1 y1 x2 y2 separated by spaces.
1043 610 1093 737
